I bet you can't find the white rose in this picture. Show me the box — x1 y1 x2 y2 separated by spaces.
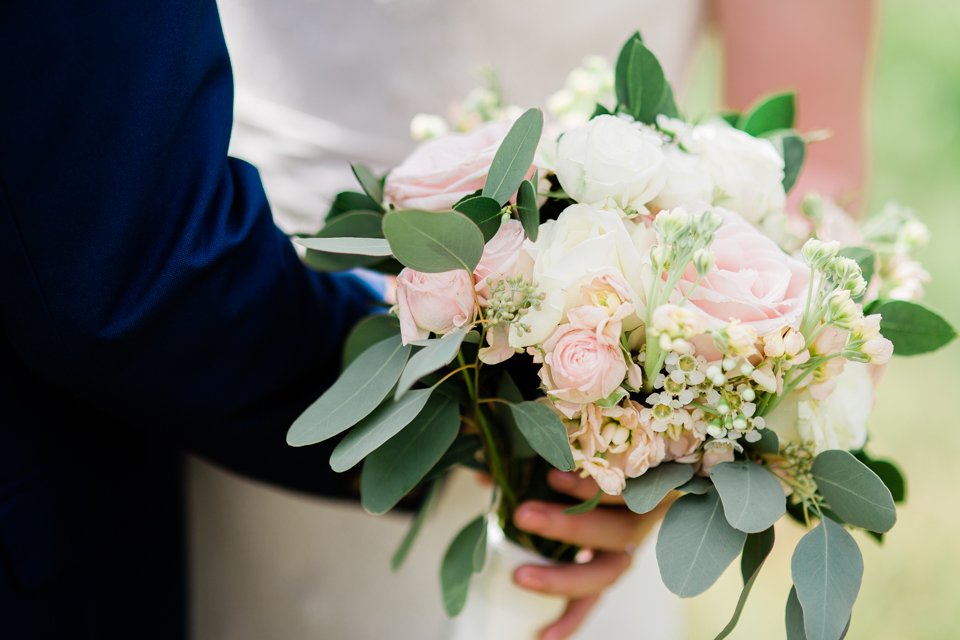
650 145 714 211
511 203 654 348
554 115 666 211
682 121 786 224
764 362 872 454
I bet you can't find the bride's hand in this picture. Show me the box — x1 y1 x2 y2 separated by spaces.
512 470 675 640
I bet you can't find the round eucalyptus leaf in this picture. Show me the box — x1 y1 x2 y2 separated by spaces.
711 461 787 533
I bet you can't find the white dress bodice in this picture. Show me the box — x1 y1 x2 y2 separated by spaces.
190 2 706 638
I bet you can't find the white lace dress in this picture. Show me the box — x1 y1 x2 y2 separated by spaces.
190 2 706 637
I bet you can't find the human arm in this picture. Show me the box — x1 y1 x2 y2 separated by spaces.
714 0 875 209
0 0 379 494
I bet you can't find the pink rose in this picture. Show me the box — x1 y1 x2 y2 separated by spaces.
681 208 811 356
474 220 528 301
537 309 628 409
384 121 529 211
395 268 476 344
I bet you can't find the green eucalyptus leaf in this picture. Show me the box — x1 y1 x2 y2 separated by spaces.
656 489 747 597
517 179 540 241
426 434 484 480
565 490 604 515
739 92 796 136
342 314 401 369
454 195 504 242
750 428 780 455
483 108 543 205
623 462 694 515
382 209 485 273
791 517 862 640
361 395 460 514
295 236 393 256
812 450 896 533
678 475 713 495
507 401 576 472
711 461 787 533
329 190 382 218
287 336 411 446
351 163 384 208
720 111 741 127
860 457 906 503
395 327 468 399
765 130 806 193
714 527 776 640
785 586 808 640
870 299 957 356
472 520 488 572
329 388 434 472
302 211 386 271
392 479 441 571
441 516 487 616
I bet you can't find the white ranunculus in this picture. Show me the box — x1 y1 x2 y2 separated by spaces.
682 121 786 224
764 362 872 454
650 145 714 211
554 115 666 212
510 203 654 348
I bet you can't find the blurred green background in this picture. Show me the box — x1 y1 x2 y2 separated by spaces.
683 1 960 637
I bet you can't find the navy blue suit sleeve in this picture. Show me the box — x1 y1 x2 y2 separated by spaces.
0 1 377 494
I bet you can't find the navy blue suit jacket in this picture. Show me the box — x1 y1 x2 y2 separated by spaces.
0 2 380 637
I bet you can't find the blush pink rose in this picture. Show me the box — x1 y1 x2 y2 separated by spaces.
384 121 531 211
681 208 811 356
474 220 528 300
395 268 476 344
538 313 628 409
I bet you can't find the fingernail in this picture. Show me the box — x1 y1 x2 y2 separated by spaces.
516 504 551 530
515 567 545 589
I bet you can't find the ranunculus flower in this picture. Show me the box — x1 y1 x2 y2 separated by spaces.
650 145 714 212
510 203 653 348
384 121 524 211
681 208 811 353
554 115 666 211
682 121 786 224
537 308 628 409
474 220 528 301
764 362 872 454
395 268 476 344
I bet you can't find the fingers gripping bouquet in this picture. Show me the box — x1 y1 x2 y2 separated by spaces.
287 33 956 639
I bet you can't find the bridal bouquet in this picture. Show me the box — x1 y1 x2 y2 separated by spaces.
287 33 955 639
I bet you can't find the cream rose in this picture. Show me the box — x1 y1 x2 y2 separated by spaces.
682 121 786 224
554 115 666 211
764 362 873 454
650 145 714 212
511 203 653 348
395 268 476 344
681 208 811 341
384 121 523 211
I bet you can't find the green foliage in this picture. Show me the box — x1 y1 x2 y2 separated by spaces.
482 108 543 205
564 490 603 515
382 209 485 273
453 195 504 241
791 517 862 640
391 479 441 571
350 163 385 210
656 489 747 597
710 461 787 533
507 402 576 471
342 314 400 369
329 190 382 218
812 450 897 533
395 328 467 399
301 211 386 271
857 455 907 503
614 32 678 123
870 299 956 355
329 388 434 472
441 516 488 616
623 462 694 515
361 395 460 514
678 475 712 495
426 434 484 480
516 179 540 241
295 236 392 257
714 527 776 640
287 336 410 446
764 130 806 192
739 92 797 136
785 586 808 640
